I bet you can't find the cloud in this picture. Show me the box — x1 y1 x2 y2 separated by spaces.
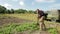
4 0 18 1
19 1 25 6
35 0 44 2
1 3 12 9
12 0 18 1
46 0 55 2
32 2 35 5
35 0 55 3
50 4 60 7
48 4 60 9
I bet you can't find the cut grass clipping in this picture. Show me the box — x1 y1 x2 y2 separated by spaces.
0 22 58 34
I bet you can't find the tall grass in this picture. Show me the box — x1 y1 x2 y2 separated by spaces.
4 14 37 21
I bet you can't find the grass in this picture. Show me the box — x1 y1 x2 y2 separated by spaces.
0 22 39 34
3 14 37 21
0 14 59 34
0 14 11 19
47 28 58 34
0 22 58 34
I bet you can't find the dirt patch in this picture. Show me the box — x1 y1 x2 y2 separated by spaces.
0 17 33 26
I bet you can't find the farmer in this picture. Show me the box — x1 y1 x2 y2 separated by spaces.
36 9 46 31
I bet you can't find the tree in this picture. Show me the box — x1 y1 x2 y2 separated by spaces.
6 10 11 14
0 5 6 14
28 10 34 13
14 9 27 14
11 9 14 14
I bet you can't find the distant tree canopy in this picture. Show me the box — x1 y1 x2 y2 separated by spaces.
0 5 36 14
0 5 6 13
5 9 14 14
14 9 28 14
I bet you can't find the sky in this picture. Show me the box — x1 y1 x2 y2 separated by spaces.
0 0 60 11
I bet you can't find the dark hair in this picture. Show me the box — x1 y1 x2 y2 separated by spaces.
37 9 45 16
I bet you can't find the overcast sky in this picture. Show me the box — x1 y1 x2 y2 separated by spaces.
0 0 60 11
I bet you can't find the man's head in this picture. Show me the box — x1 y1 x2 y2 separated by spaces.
36 9 40 13
37 9 39 10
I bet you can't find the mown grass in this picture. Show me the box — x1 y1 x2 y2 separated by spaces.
0 22 58 34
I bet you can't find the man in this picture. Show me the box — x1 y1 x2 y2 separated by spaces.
36 9 46 31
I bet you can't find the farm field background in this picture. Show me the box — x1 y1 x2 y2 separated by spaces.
0 14 60 34
0 0 60 34
3 14 37 21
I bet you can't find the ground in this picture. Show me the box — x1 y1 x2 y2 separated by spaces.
0 16 33 26
0 14 60 34
0 16 50 34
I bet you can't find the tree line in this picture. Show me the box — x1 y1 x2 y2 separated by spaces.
0 5 36 14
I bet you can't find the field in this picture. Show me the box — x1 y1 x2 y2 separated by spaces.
0 14 60 34
4 13 37 21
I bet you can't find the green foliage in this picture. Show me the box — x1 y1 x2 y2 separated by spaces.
48 28 58 34
14 9 27 14
0 23 17 34
6 10 11 14
0 5 36 14
11 9 14 14
0 5 15 14
5 9 14 14
16 22 39 32
0 22 39 34
0 22 58 34
0 5 6 14
28 10 34 13
28 10 36 14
